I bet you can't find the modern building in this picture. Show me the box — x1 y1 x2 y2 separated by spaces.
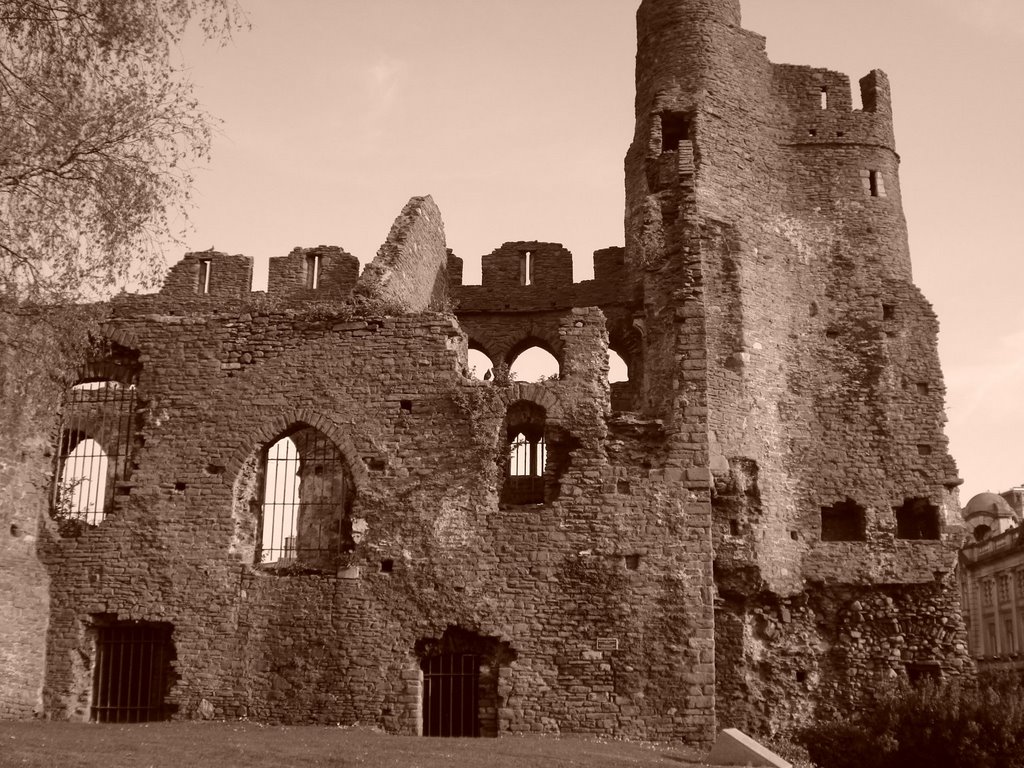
960 491 1024 671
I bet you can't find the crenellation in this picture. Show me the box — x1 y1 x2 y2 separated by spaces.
267 245 360 300
160 251 254 299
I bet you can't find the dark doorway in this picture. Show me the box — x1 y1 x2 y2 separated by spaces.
422 653 481 737
92 622 174 723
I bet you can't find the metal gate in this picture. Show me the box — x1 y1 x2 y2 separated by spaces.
92 623 172 723
422 653 481 737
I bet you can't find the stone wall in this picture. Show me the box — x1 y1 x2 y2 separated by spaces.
0 441 50 719
35 289 713 741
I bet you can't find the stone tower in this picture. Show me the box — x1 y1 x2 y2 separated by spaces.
626 0 968 730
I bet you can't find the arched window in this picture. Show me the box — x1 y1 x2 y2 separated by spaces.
501 401 547 505
608 349 629 383
508 345 559 382
56 437 110 526
52 377 138 532
468 348 495 381
256 424 352 570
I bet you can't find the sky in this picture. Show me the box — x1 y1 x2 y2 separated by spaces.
171 0 1024 503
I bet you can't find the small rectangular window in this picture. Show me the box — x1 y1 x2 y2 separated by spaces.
198 259 212 294
820 87 829 110
660 111 693 152
821 499 867 542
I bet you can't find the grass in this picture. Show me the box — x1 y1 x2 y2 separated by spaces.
0 722 723 768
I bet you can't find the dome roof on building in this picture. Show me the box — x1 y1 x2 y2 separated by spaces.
963 492 1016 520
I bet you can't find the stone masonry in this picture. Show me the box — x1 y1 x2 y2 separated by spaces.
0 0 970 743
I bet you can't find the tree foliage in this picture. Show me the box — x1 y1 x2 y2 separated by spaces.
0 0 244 300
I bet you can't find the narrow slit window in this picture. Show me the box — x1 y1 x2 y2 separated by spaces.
198 259 212 294
306 253 321 290
519 251 533 286
820 87 828 110
869 170 886 197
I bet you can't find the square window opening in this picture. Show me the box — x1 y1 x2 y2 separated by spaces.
660 112 693 153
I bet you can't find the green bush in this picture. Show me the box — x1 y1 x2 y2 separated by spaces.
799 673 1024 768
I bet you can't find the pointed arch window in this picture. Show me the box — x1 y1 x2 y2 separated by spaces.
256 424 353 570
508 344 559 383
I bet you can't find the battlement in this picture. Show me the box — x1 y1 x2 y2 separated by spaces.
267 246 360 299
161 251 254 299
454 243 635 314
773 65 895 149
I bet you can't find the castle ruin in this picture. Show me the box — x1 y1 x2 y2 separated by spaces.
0 0 971 742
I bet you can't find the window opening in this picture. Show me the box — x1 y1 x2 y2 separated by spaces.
1006 618 1016 653
660 111 693 152
306 253 321 290
52 378 138 531
468 348 495 381
974 524 992 542
257 426 351 569
608 349 629 383
508 345 559 383
895 497 941 540
998 574 1011 603
501 401 548 505
92 621 174 723
820 87 828 110
904 662 941 687
422 653 481 737
519 251 533 286
198 258 212 294
983 581 994 607
820 498 867 541
869 170 885 197
509 433 546 479
57 438 109 526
